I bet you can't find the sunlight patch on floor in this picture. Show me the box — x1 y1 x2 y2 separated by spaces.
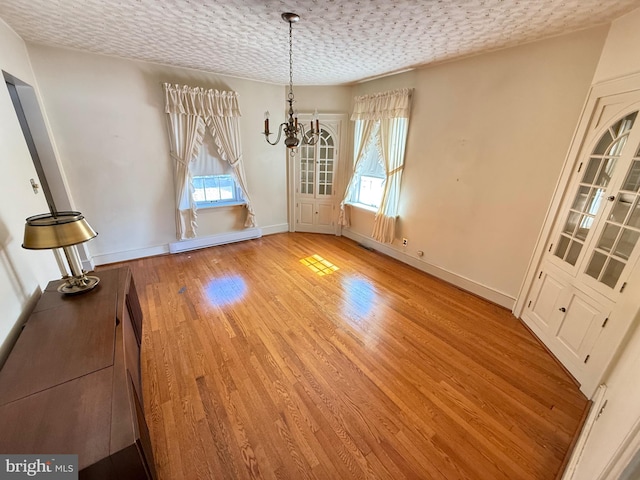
300 254 339 276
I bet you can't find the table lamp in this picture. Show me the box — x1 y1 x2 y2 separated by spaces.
22 211 100 294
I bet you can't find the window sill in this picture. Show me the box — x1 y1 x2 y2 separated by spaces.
195 201 246 210
345 202 378 213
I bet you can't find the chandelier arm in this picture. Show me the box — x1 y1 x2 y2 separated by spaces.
298 123 320 146
264 123 286 146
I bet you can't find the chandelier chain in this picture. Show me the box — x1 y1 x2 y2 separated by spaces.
288 19 294 100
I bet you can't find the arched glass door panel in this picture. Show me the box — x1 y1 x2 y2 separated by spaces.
554 112 637 266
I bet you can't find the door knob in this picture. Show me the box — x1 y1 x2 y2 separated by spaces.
559 307 566 312
607 195 616 202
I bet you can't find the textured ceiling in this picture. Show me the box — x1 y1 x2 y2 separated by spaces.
0 0 638 85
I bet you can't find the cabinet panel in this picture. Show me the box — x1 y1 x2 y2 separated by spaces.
529 271 565 330
555 290 608 367
523 263 611 384
299 201 314 226
317 203 334 227
123 305 142 402
126 276 143 345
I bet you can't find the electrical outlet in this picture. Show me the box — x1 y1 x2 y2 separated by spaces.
402 238 408 246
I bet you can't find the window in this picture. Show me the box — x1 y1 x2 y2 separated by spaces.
357 176 384 208
192 174 243 206
352 134 385 209
186 135 245 209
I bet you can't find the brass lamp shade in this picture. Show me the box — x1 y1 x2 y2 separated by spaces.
22 211 100 295
23 211 97 250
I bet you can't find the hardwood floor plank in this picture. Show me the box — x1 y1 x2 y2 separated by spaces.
103 232 588 479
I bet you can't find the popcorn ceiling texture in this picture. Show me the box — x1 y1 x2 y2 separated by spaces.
0 0 636 85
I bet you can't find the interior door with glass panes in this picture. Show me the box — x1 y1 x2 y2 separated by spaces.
551 107 640 298
294 122 340 234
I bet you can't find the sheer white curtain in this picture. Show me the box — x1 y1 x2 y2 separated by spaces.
371 116 409 243
163 83 256 240
340 88 412 242
338 119 377 226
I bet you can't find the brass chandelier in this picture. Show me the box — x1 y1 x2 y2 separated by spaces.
263 13 319 149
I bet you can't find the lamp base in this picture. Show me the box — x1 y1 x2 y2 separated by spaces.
57 275 100 295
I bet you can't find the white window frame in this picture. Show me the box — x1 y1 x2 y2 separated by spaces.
348 131 385 211
192 174 245 209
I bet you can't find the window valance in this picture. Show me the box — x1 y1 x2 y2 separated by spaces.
351 88 412 121
164 83 241 118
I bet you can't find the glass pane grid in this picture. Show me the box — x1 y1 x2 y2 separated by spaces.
584 131 640 288
300 147 314 195
554 112 638 267
193 175 238 204
315 131 335 197
621 159 640 192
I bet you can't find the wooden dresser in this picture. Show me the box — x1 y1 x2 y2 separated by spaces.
0 267 157 479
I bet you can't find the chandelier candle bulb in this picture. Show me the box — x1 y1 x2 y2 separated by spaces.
264 111 269 135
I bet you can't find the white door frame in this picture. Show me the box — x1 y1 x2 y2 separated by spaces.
288 113 348 234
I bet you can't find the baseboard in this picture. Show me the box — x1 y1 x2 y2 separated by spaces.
91 224 289 265
261 223 290 236
81 257 96 272
169 228 262 254
560 385 607 480
342 229 515 309
92 244 170 266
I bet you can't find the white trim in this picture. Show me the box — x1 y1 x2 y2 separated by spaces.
81 255 96 273
346 201 378 213
562 384 607 480
92 244 170 265
261 223 290 236
342 229 515 309
169 228 262 254
195 201 246 210
91 224 289 265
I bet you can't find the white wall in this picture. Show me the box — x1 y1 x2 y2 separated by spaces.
26 45 289 264
345 27 608 306
0 19 60 363
592 7 640 84
295 85 353 114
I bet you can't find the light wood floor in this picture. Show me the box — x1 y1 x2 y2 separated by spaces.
114 232 588 480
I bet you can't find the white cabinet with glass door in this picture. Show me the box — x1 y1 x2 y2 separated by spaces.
520 83 640 396
292 117 343 234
